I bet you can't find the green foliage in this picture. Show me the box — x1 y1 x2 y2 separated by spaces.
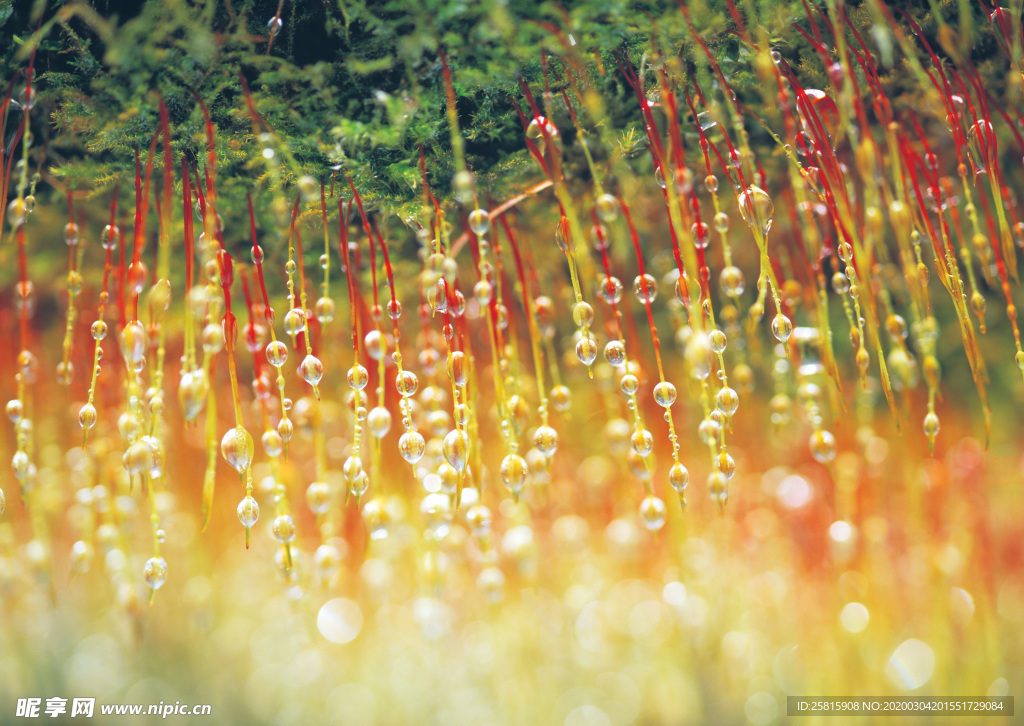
0 0 1015 233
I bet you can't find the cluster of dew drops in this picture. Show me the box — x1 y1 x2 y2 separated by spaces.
4 2 1024 603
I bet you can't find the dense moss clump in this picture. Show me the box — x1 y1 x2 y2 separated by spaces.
1 0 1011 229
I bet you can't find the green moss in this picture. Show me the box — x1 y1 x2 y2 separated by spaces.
0 0 1015 230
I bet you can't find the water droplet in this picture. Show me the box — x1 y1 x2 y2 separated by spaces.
525 115 560 154
473 280 493 306
738 185 774 238
5 399 22 423
595 193 620 222
576 337 598 366
604 340 626 367
11 451 30 480
716 387 739 416
465 503 491 536
101 224 119 250
221 425 255 473
362 499 391 540
967 119 996 174
237 495 260 528
631 428 654 456
698 418 722 446
272 514 296 543
691 221 710 250
143 556 168 590
78 403 97 430
639 495 666 530
368 407 392 438
63 222 80 246
178 369 208 422
468 208 491 236
709 329 728 353
447 351 467 386
708 470 728 506
399 431 426 463
364 330 387 360
653 381 677 407
306 481 330 515
421 492 452 539
395 370 419 397
669 462 689 492
6 198 26 228
125 440 155 476
598 276 623 305
300 354 324 386
572 301 594 327
696 111 717 132
121 321 147 365
500 454 528 495
243 321 267 353
718 451 736 480
655 166 667 189
771 313 793 343
633 274 658 304
550 385 571 412
442 429 470 471
809 429 837 463
686 332 712 380
533 425 559 457
283 307 306 335
348 364 369 391
801 89 839 144
315 296 335 323
261 429 283 458
127 260 148 294
201 322 225 355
